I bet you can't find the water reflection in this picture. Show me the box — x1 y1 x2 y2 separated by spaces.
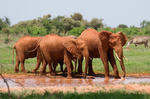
0 76 150 88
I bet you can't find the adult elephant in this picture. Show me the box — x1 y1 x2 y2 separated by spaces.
35 34 89 78
126 36 149 48
77 29 127 81
32 35 77 74
13 36 41 73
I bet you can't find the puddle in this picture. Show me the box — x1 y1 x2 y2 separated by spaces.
1 76 150 88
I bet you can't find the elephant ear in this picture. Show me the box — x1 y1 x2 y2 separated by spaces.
63 39 77 55
99 31 112 41
117 32 128 46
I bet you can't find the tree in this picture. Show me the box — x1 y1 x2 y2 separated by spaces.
117 24 128 28
90 18 104 30
71 13 83 21
0 17 10 30
63 17 81 34
140 20 147 28
51 16 65 34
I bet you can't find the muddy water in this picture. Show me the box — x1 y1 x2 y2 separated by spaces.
0 76 150 88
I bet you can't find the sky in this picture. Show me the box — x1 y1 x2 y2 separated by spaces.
0 0 149 27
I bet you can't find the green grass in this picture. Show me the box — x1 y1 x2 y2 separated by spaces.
0 34 150 74
0 91 150 99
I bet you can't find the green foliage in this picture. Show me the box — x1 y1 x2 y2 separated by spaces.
71 13 83 21
0 91 150 99
0 17 10 31
1 15 150 36
68 26 85 36
90 18 104 29
117 24 128 28
4 37 10 44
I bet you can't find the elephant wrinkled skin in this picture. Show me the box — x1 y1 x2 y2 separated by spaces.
77 29 127 81
13 36 41 73
35 34 88 78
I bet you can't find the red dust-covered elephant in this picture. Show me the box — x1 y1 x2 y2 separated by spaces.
33 34 89 78
13 36 41 73
77 29 127 81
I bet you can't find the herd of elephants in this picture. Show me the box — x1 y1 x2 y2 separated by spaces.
12 28 149 82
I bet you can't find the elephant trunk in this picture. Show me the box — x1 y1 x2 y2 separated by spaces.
114 47 126 78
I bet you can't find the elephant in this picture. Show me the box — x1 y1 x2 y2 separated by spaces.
126 36 149 48
32 35 78 74
33 34 89 78
76 29 127 81
13 36 41 73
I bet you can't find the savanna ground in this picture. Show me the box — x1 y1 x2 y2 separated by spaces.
0 34 150 99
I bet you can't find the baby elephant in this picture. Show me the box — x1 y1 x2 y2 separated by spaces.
126 36 149 48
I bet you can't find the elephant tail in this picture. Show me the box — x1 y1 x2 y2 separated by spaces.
12 44 16 66
25 37 42 53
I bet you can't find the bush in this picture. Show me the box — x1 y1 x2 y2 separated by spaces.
4 37 10 44
68 26 85 36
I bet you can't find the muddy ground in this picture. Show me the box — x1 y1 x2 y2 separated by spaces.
0 74 150 94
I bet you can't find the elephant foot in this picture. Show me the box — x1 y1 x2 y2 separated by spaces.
121 77 125 81
88 72 95 76
40 72 46 75
82 73 87 79
50 72 56 76
104 76 109 84
67 75 72 79
21 70 27 73
15 69 19 73
76 72 83 75
32 69 37 73
114 75 121 79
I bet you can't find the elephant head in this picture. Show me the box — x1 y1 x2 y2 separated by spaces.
63 38 89 76
109 32 127 61
64 39 88 58
99 31 128 78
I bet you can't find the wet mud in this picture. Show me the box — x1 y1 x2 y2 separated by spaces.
1 74 150 88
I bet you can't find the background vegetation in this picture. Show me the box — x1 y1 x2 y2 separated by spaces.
0 12 150 74
1 13 150 38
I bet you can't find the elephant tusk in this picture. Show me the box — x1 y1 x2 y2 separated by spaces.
115 53 121 61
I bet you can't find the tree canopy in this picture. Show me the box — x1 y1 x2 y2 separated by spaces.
0 13 150 36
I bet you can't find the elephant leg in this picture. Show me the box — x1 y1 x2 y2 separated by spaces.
20 60 26 73
53 62 57 73
32 57 41 73
101 56 109 82
32 50 42 73
48 61 56 76
64 50 72 78
88 59 95 76
98 41 109 82
40 60 47 74
77 56 83 74
108 49 120 79
59 61 64 72
120 60 126 78
74 59 77 73
15 55 20 73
